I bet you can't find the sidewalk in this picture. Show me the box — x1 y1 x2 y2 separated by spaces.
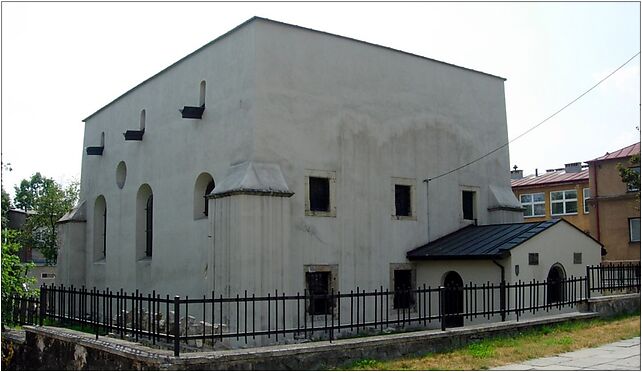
492 337 640 370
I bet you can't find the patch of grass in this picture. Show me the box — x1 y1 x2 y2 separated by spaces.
468 341 494 359
543 335 573 346
342 314 640 370
42 318 107 336
539 325 553 335
349 359 381 369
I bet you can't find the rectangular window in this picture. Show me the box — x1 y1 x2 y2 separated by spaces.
520 193 545 218
550 190 578 216
306 271 332 315
305 171 336 217
528 253 539 265
583 188 590 214
627 167 640 192
393 269 415 309
462 191 476 220
309 177 330 212
40 273 56 279
395 185 411 217
629 218 641 243
573 252 582 264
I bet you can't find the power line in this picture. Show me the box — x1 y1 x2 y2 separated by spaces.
426 51 641 183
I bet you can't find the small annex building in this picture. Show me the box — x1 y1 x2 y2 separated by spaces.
408 219 602 286
407 219 602 324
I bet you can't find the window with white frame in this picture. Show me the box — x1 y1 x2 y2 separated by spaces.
629 218 641 243
583 188 590 214
520 193 545 218
550 190 578 216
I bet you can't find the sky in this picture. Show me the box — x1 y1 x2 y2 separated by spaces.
1 2 640 200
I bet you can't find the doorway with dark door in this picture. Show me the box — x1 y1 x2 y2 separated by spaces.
547 264 566 304
443 271 464 327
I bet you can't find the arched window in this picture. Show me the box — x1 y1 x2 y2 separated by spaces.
204 180 215 216
193 173 215 219
140 109 146 130
199 80 206 107
145 195 153 257
93 196 107 261
136 184 153 259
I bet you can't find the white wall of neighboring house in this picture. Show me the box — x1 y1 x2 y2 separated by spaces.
56 18 523 301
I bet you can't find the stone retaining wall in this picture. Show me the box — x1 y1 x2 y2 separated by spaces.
8 313 597 370
4 293 639 370
579 293 640 317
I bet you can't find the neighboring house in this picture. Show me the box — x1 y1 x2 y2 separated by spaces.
586 142 641 262
55 17 600 325
510 163 590 233
6 208 56 287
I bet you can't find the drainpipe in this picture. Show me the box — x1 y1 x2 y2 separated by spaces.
593 165 601 242
423 178 431 243
492 259 505 282
492 259 506 321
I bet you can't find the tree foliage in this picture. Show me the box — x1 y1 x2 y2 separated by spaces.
1 229 36 300
13 173 79 264
617 154 641 208
1 186 12 227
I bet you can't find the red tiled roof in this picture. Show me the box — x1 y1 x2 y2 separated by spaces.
511 169 589 188
588 142 640 163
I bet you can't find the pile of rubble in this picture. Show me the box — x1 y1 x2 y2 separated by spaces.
109 309 227 348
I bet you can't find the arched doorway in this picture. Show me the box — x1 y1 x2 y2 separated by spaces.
547 264 566 304
443 271 464 327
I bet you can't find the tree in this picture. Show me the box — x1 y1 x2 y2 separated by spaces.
1 229 35 299
13 172 47 212
617 154 641 209
14 174 79 264
1 186 12 227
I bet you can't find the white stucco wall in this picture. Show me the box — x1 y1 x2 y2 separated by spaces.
250 19 521 294
506 220 602 283
76 22 257 297
61 18 522 300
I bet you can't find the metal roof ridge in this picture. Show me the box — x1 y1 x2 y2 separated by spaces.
587 141 641 163
407 220 556 258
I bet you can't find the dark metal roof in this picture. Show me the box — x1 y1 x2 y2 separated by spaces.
407 220 561 260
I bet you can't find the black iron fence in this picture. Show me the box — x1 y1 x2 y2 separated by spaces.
3 263 639 356
587 262 641 295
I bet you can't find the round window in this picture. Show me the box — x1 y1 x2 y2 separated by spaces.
116 161 127 189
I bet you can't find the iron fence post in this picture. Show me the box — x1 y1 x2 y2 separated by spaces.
439 286 445 331
39 286 46 326
500 280 506 322
586 265 591 299
173 295 180 357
